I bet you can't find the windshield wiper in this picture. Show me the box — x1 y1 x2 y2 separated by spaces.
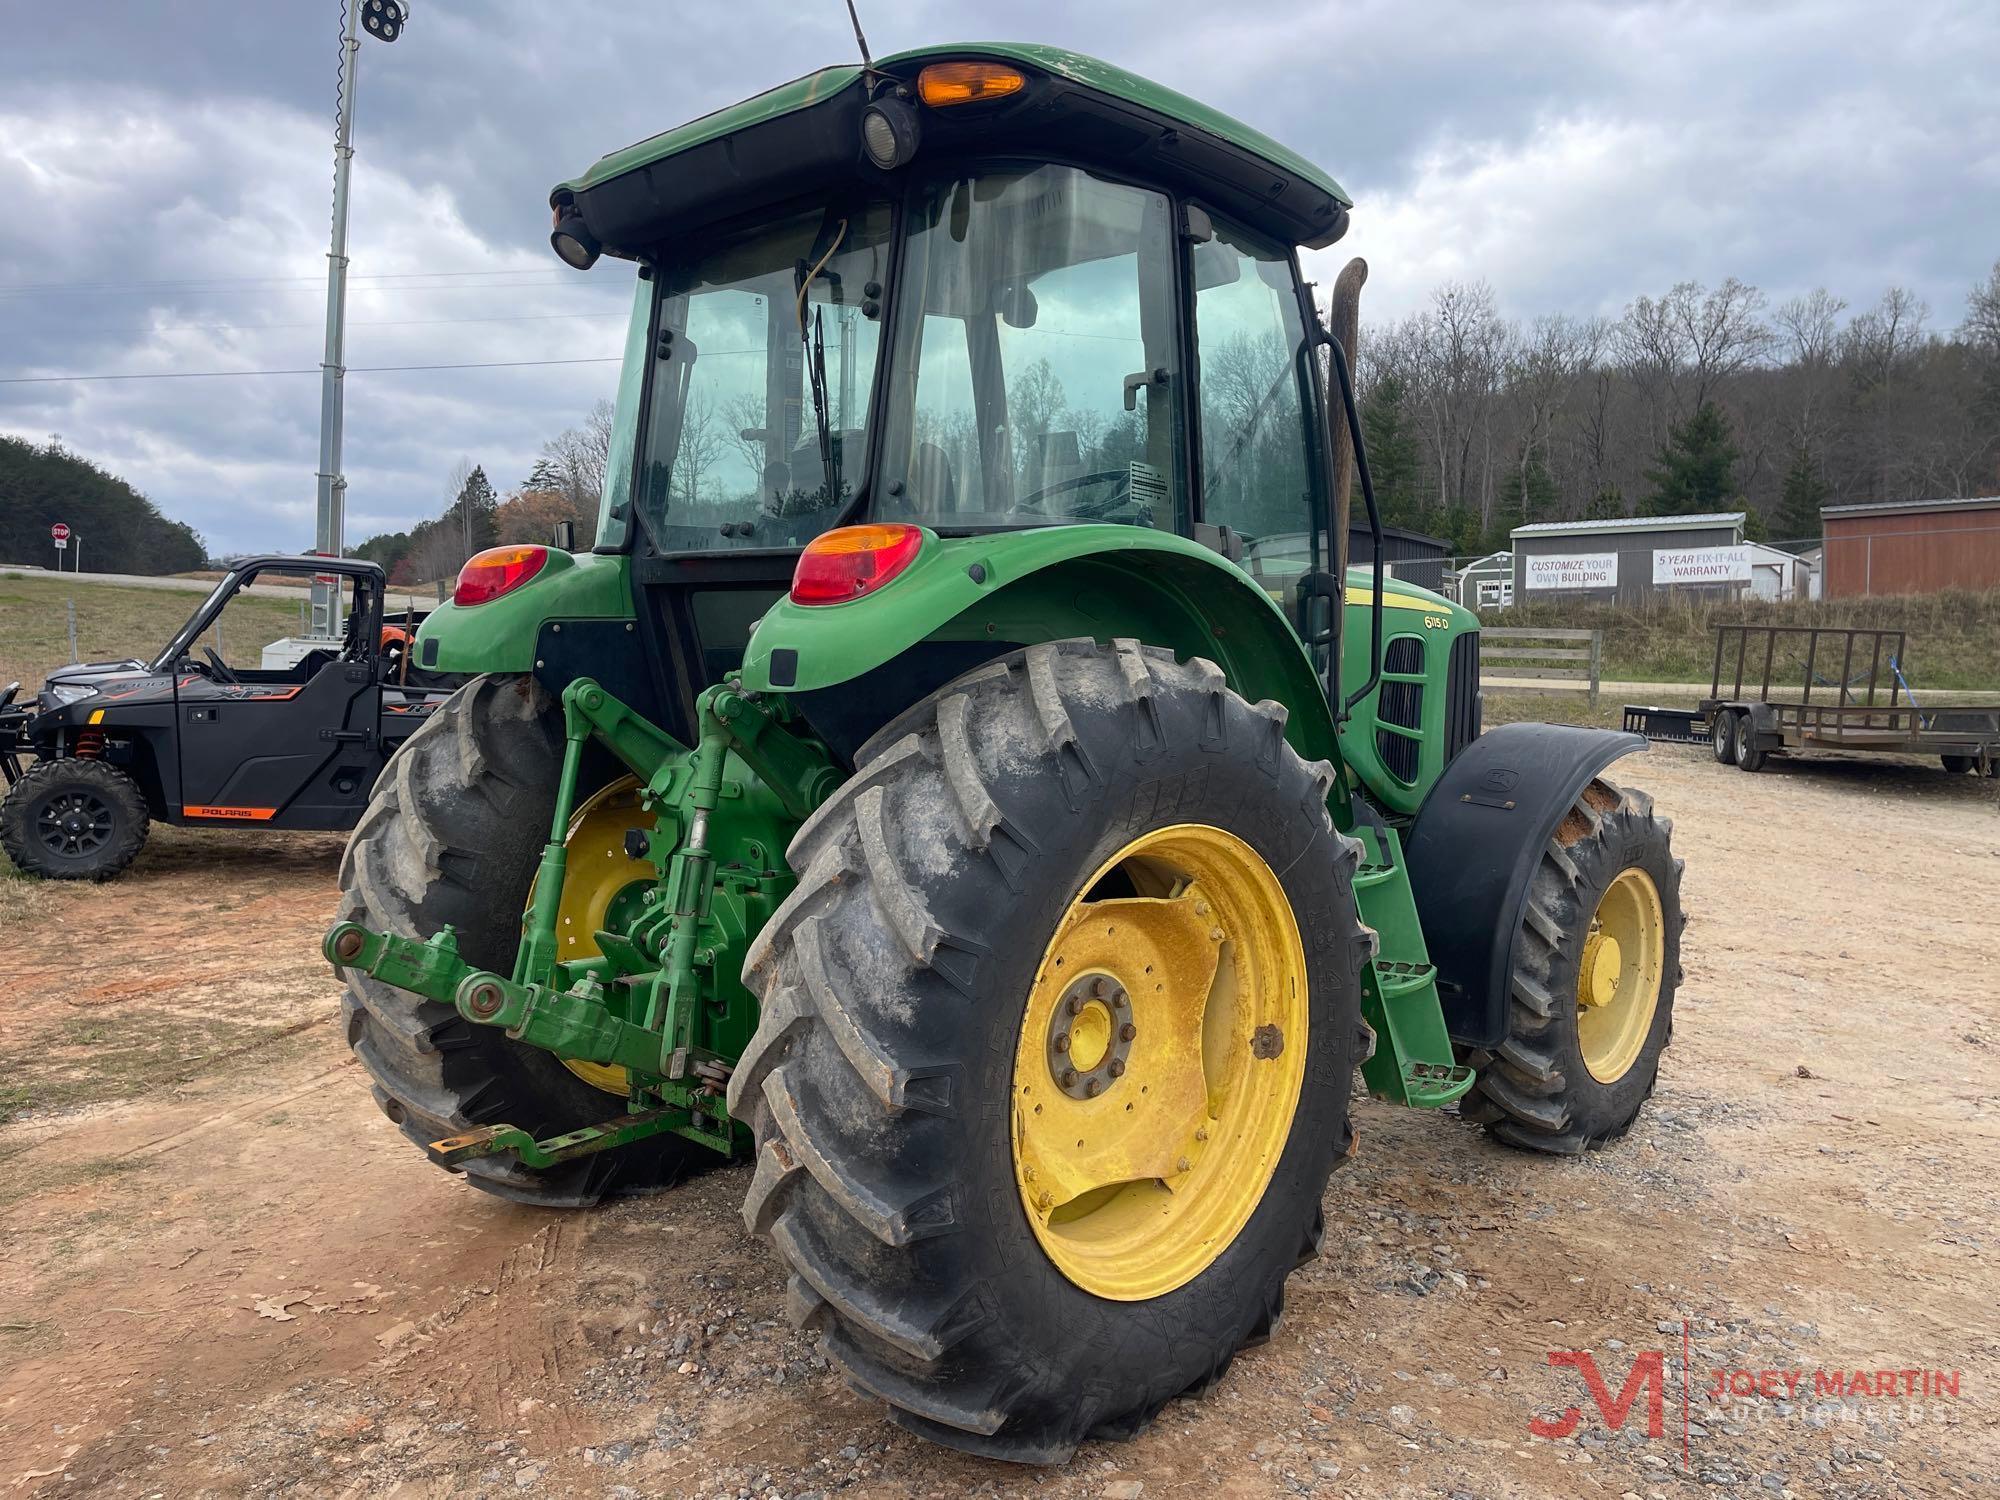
794 217 850 506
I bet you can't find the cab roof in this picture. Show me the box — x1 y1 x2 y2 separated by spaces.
554 43 1352 257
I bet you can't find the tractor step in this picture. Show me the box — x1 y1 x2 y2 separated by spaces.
1399 1059 1477 1108
1371 958 1436 999
1355 860 1396 889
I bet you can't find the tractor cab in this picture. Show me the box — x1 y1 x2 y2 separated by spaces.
528 46 1362 754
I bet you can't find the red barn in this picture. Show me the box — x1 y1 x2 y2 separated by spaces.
1820 497 2000 596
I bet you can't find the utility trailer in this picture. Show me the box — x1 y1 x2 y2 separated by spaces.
1700 624 2000 775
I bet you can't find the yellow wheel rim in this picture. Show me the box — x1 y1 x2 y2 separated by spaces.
1010 823 1309 1302
530 775 655 1094
1574 867 1666 1084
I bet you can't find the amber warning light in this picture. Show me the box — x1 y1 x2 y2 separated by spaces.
917 62 1027 107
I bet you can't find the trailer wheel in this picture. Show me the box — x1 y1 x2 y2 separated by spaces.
335 673 711 1206
728 640 1366 1462
1733 727 1767 773
1709 710 1738 765
0 757 149 881
1463 777 1683 1154
1940 753 1974 775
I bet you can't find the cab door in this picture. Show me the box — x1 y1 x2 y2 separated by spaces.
1187 213 1327 643
173 571 383 828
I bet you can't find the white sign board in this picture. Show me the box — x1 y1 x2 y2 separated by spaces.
1524 552 1618 591
1653 545 1750 586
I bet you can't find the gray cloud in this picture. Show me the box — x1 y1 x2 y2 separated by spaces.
3 1 1995 554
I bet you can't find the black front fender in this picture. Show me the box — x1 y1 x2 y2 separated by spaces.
1403 723 1646 1049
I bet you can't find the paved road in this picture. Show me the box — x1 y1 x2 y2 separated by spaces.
14 567 438 612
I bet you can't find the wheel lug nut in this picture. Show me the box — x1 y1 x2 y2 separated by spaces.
1061 1069 1078 1087
1119 1022 1136 1041
1195 1126 1208 1142
1054 1033 1070 1052
1086 1077 1103 1097
1108 1059 1125 1078
1177 1156 1192 1172
1066 995 1082 1015
1092 976 1113 1000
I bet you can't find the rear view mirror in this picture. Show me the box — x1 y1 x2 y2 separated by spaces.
552 519 576 552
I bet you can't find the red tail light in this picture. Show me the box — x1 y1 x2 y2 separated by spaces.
454 545 549 606
790 524 924 605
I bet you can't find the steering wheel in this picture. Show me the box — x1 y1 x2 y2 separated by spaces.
202 646 240 685
1011 468 1141 522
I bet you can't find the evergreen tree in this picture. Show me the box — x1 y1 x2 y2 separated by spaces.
446 465 499 555
1643 402 1739 515
1585 484 1624 520
1487 456 1558 551
1772 446 1828 548
1359 374 1421 527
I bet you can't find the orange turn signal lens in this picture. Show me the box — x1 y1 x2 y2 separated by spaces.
917 61 1027 107
790 524 924 606
454 545 549 606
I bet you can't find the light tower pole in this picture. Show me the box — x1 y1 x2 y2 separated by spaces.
311 0 407 639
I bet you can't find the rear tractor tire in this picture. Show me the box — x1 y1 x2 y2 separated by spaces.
727 639 1369 1463
334 673 711 1207
0 756 149 881
1463 777 1684 1154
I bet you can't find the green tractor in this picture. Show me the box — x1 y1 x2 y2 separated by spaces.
326 45 1683 1463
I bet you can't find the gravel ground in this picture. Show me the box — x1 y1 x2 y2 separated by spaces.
0 740 1993 1498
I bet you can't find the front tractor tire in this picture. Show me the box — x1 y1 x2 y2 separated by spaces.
727 640 1368 1463
1 757 149 881
334 674 709 1206
1464 777 1684 1154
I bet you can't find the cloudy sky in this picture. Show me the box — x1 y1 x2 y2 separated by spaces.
3 1 1996 556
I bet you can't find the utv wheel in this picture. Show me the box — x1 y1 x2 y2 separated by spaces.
334 673 711 1206
1709 710 1738 765
1463 777 1683 1154
727 639 1368 1463
0 757 149 881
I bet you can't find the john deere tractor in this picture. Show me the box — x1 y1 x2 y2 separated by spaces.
326 44 1682 1463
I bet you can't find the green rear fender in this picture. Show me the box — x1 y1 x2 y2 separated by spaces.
739 527 1339 768
414 551 635 675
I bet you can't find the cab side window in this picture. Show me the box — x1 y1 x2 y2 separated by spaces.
1193 220 1322 619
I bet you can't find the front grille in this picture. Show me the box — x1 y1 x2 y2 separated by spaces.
1444 628 1482 764
1377 634 1424 783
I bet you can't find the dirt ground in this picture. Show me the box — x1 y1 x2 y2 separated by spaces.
1 742 1994 1499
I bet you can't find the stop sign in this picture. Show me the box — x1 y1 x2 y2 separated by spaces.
50 522 69 542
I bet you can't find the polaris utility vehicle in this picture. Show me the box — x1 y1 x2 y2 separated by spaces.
324 45 1686 1463
1 556 448 880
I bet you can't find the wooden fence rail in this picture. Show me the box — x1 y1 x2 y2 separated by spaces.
1479 627 1602 707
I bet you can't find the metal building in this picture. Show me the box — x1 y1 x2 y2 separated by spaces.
1820 497 2000 597
1510 513 1746 606
1356 522 1449 593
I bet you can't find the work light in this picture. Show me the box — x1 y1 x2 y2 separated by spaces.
860 97 921 171
550 209 602 271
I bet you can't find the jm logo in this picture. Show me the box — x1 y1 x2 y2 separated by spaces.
1530 1349 1667 1440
